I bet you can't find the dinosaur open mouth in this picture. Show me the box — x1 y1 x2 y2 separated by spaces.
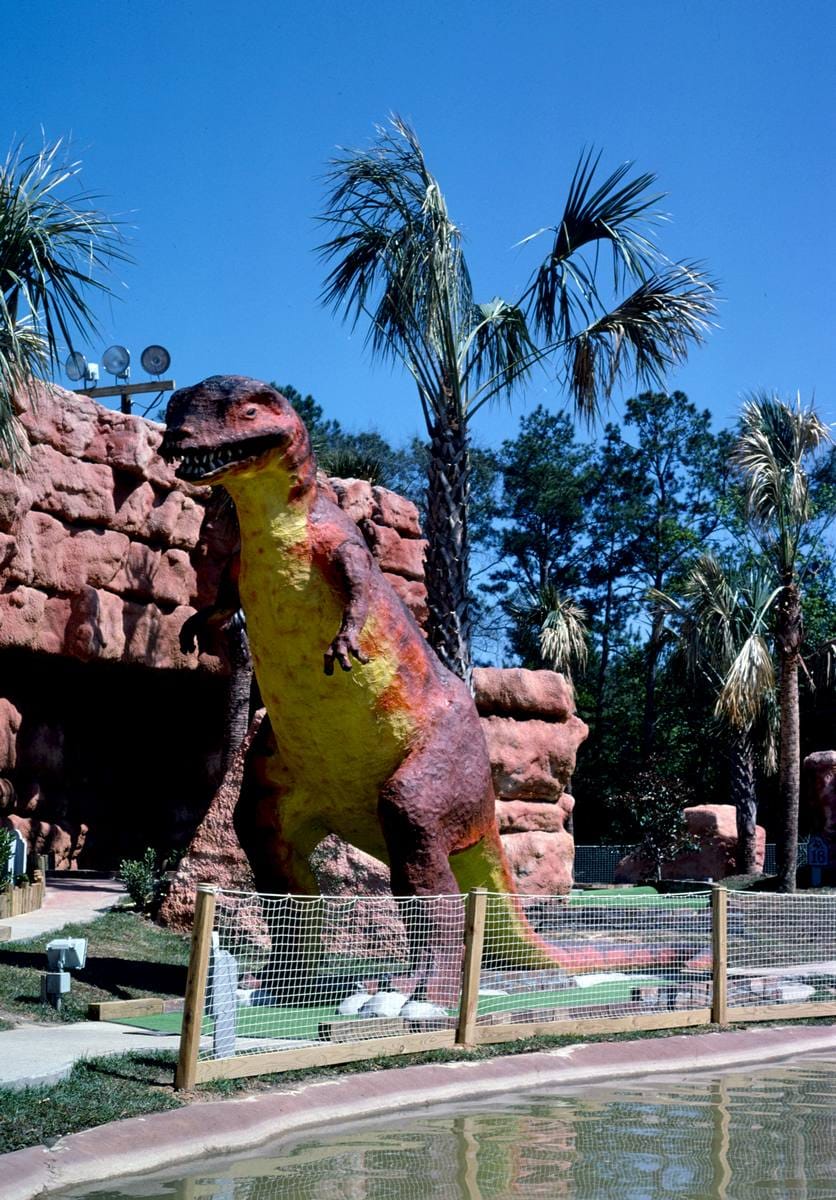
170 435 282 481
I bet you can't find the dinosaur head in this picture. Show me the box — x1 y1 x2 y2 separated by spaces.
161 376 312 487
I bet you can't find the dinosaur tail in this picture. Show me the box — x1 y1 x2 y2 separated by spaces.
449 826 591 973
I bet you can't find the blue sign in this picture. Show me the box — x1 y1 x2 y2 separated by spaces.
807 836 830 868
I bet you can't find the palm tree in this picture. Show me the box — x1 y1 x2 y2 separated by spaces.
651 553 777 873
731 395 832 890
0 138 127 464
535 585 589 684
318 116 715 682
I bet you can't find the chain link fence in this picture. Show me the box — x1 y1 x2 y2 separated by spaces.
573 843 807 883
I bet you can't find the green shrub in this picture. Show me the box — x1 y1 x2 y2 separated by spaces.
0 827 14 889
118 848 164 914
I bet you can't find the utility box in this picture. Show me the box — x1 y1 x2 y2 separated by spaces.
42 937 88 1010
41 971 71 999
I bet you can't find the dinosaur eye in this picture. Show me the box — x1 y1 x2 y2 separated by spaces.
244 406 258 418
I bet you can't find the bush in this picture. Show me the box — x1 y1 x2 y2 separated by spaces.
608 765 698 882
0 827 14 889
118 848 164 915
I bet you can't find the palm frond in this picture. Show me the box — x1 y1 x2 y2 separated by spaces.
716 633 775 730
462 298 538 401
0 316 41 467
0 138 129 363
536 586 588 678
562 263 715 419
731 392 832 574
522 150 665 344
0 137 128 466
318 117 471 420
657 553 779 743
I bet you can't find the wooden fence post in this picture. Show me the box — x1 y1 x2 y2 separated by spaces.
175 884 217 1090
711 885 728 1025
456 888 488 1047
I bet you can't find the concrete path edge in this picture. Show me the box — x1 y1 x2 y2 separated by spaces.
5 1023 836 1200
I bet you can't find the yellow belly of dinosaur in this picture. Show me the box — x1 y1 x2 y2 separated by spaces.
239 549 416 834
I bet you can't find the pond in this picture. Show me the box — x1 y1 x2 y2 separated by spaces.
62 1055 836 1199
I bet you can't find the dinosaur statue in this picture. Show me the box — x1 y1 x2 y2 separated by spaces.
162 376 569 974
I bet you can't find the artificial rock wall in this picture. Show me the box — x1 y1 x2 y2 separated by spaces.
0 384 428 867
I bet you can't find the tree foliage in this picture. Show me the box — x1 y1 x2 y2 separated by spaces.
0 139 127 466
318 116 714 678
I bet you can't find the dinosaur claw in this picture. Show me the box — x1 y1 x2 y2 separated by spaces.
324 633 369 675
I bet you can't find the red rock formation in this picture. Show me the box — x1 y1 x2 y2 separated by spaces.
0 385 430 870
804 751 836 879
614 804 767 882
0 384 429 668
475 668 587 895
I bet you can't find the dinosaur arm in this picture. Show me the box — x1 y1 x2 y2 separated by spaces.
180 552 243 654
323 539 373 675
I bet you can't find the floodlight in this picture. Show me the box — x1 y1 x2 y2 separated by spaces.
102 344 131 379
65 353 98 385
65 352 88 382
46 937 88 971
140 344 171 377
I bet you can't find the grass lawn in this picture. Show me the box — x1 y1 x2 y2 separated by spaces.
0 1052 182 1154
0 910 190 1026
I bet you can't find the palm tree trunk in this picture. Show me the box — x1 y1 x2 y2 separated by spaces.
424 416 472 685
594 571 615 736
776 581 802 893
729 729 758 874
641 609 666 761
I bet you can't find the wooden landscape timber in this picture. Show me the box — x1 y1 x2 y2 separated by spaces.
88 997 168 1021
0 878 45 919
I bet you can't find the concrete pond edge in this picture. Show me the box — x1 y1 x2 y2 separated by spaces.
5 1023 836 1200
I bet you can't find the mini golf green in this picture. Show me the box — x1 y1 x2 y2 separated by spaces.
110 975 676 1040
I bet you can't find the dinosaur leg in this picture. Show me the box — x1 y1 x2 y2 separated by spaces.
377 710 495 1002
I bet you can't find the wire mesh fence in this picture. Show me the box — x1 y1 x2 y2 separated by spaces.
727 891 836 1011
476 891 713 1027
176 884 836 1086
198 889 465 1064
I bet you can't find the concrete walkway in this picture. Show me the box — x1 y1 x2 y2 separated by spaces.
0 1021 183 1090
0 875 144 1090
1 876 126 942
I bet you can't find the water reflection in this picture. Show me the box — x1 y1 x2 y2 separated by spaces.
64 1059 836 1200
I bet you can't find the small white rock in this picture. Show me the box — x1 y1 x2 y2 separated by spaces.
338 988 372 1016
400 1000 448 1019
358 989 408 1017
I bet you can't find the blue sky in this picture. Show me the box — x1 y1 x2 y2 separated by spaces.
6 0 834 449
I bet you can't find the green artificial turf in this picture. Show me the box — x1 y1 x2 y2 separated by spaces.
567 888 706 910
111 975 674 1037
